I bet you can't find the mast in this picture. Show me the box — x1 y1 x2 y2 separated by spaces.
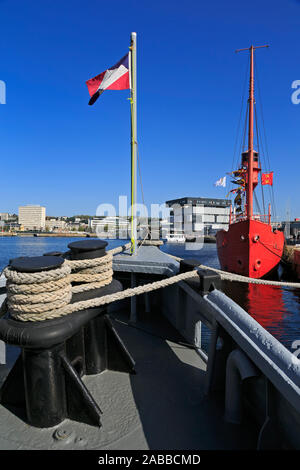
130 32 137 254
247 45 254 219
236 44 269 220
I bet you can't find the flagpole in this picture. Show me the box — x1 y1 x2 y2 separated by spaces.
130 32 137 255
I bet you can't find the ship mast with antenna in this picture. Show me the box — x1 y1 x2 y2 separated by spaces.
216 44 284 280
236 44 269 220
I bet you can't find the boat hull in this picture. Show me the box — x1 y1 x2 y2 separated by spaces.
216 219 284 279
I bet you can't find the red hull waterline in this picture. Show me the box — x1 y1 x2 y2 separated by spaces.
216 219 285 279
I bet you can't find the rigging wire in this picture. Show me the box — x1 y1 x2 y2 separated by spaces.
228 99 249 216
227 53 250 202
254 102 266 217
113 317 199 351
241 101 249 153
254 192 262 215
240 101 249 214
254 55 278 222
231 53 250 169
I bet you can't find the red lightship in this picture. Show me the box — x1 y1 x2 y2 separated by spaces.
216 45 284 279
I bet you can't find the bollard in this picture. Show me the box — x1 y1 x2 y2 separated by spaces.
179 259 201 273
68 239 107 260
0 255 70 427
197 268 222 295
179 259 222 295
0 240 135 428
66 240 135 375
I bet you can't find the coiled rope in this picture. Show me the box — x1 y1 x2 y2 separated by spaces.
1 242 131 322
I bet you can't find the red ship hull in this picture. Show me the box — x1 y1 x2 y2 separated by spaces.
216 219 284 279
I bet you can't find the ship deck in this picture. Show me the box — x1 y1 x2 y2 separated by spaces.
0 307 257 450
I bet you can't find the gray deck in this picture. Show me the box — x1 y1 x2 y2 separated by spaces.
0 247 259 450
0 308 256 450
113 245 179 276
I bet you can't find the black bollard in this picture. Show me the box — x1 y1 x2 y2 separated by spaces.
66 239 135 376
179 259 222 295
3 255 69 427
0 242 135 429
22 344 67 427
179 259 201 273
65 239 110 376
68 239 108 260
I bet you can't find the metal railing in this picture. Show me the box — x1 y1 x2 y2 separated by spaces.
161 275 300 447
229 204 271 225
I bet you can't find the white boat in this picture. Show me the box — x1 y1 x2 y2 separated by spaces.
166 233 186 243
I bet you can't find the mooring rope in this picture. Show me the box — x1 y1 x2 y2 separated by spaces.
7 270 199 322
167 253 300 288
2 240 300 323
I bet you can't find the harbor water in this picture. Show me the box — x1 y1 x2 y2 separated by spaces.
0 236 299 354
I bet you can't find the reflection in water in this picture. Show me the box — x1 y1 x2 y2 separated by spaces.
223 282 285 342
247 284 284 332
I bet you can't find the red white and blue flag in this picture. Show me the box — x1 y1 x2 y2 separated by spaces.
86 53 130 105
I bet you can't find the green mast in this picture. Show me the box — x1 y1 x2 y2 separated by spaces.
130 32 137 255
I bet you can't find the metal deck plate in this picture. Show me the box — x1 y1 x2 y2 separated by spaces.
113 246 179 276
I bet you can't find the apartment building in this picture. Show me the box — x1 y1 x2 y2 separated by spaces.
18 205 46 231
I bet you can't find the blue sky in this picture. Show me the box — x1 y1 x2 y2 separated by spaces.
0 0 299 220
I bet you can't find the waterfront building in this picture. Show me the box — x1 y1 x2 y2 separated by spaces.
18 205 46 231
0 213 9 221
67 222 81 231
3 222 23 231
165 197 231 236
89 217 130 238
45 219 66 231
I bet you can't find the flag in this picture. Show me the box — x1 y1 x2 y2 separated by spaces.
261 172 273 186
214 176 226 187
86 53 130 105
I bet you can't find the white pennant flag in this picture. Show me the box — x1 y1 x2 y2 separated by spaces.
214 176 226 187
